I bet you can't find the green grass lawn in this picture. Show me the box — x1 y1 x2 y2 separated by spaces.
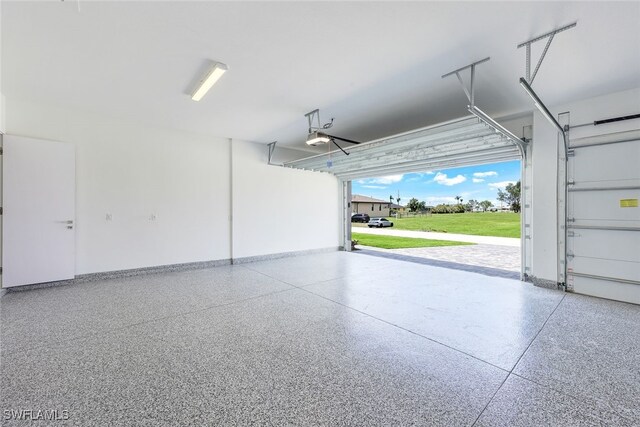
352 233 473 250
391 212 520 238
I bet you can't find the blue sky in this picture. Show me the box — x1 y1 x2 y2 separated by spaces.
352 160 521 207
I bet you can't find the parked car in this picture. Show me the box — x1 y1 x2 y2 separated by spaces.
351 213 370 223
368 218 393 228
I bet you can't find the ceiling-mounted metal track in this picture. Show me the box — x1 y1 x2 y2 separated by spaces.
468 105 526 153
442 57 527 155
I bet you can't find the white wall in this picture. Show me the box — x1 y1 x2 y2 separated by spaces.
0 0 4 134
0 0 3 293
530 113 559 283
530 87 640 283
4 99 342 278
500 114 533 141
6 98 231 275
231 140 342 258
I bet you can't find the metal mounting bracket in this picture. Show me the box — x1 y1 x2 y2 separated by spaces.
267 141 278 165
443 57 527 150
442 57 490 108
304 109 333 133
517 22 577 85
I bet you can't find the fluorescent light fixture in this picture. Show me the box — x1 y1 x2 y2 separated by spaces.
191 62 228 101
519 77 563 133
306 131 331 146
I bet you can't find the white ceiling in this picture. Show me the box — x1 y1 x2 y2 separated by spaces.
3 1 639 150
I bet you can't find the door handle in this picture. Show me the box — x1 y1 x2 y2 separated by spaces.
66 225 73 229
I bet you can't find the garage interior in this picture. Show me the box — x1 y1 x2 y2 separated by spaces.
1 2 639 426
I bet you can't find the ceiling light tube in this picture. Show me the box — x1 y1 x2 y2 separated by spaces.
306 131 331 146
519 77 563 134
191 62 228 101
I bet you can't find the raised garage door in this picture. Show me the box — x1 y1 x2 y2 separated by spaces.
566 130 640 304
283 116 523 180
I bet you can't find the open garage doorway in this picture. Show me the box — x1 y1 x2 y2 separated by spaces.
285 116 531 280
348 160 523 279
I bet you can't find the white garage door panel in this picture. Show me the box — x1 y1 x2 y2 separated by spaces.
570 231 639 282
572 276 640 305
569 228 639 282
569 229 639 263
570 189 640 227
571 141 640 183
567 132 640 304
571 257 638 283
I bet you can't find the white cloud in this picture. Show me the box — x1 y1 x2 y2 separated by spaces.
362 185 386 189
472 178 485 183
434 172 466 186
359 174 404 185
406 172 434 182
374 174 404 184
473 171 498 178
489 181 516 190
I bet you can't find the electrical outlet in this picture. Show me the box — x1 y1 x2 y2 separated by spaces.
149 214 157 221
106 213 113 221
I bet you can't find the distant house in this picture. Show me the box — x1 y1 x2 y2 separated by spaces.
389 203 406 214
352 195 391 217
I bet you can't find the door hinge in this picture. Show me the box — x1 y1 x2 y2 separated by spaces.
0 207 3 215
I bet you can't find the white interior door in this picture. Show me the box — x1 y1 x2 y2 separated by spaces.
2 135 76 287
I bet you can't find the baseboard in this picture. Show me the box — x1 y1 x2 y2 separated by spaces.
232 246 341 265
76 259 232 283
4 259 231 292
1 247 342 293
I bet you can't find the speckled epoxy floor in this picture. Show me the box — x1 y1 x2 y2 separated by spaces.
1 252 638 426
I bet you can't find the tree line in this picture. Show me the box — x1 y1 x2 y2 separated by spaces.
403 181 521 214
